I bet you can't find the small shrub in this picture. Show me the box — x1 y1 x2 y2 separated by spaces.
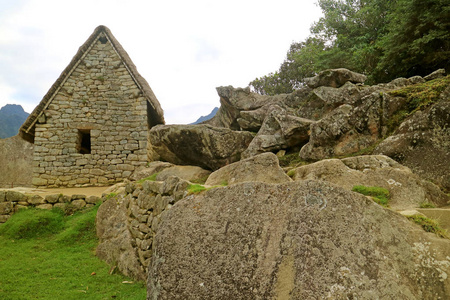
406 215 448 238
137 172 159 183
0 208 65 239
352 185 390 207
287 169 296 178
278 153 309 168
419 201 436 208
105 192 117 199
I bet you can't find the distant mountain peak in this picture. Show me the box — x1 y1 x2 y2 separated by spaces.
191 107 219 124
0 104 29 139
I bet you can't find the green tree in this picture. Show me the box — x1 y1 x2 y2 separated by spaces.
374 0 450 82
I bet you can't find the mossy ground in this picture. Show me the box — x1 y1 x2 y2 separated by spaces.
0 206 146 299
352 185 390 207
406 215 448 239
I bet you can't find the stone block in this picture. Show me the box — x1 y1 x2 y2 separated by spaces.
6 191 27 202
36 204 53 210
28 195 46 205
0 202 13 214
86 195 101 204
71 194 86 200
71 200 86 209
0 191 5 202
0 215 11 223
32 177 48 186
45 194 61 204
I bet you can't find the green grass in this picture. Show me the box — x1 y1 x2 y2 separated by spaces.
0 206 146 299
406 215 448 239
352 185 390 207
187 184 207 194
137 172 159 184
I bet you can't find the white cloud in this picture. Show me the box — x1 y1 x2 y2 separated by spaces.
0 0 322 123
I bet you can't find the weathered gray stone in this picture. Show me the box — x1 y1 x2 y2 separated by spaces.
86 195 101 204
71 200 86 209
36 204 53 210
6 191 27 202
424 69 446 81
0 191 5 202
206 152 292 186
27 194 46 205
242 105 314 158
0 215 11 223
375 96 450 192
149 124 254 170
0 202 13 214
291 155 449 210
304 68 367 88
130 161 174 182
155 165 211 183
148 180 450 299
96 195 147 281
45 194 60 204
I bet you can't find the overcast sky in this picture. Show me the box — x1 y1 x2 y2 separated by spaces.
0 0 322 124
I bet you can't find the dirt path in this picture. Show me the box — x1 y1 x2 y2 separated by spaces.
0 186 112 197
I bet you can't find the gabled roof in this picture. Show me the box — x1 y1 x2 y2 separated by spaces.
19 25 165 143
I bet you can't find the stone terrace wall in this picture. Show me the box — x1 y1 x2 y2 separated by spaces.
96 176 190 281
33 32 149 187
0 190 101 223
0 135 34 188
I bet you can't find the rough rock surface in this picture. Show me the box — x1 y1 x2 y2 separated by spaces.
299 92 382 160
304 68 367 88
291 155 449 210
374 88 450 192
205 152 291 186
155 165 211 183
96 195 146 281
149 124 254 170
129 161 174 181
0 135 34 188
242 105 314 159
148 180 450 299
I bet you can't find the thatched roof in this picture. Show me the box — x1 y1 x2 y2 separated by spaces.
19 25 165 143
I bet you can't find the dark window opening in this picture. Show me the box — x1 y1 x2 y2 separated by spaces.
99 36 108 44
77 129 91 154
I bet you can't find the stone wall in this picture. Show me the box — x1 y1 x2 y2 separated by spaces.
0 135 34 188
0 190 101 223
33 32 149 187
96 176 190 281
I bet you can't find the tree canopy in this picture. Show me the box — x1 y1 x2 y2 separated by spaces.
250 0 450 95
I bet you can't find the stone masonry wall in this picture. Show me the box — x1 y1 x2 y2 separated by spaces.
33 32 149 187
0 190 101 223
96 176 191 281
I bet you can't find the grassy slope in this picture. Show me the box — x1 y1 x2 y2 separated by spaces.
0 206 146 300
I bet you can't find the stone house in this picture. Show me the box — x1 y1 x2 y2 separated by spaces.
19 25 165 187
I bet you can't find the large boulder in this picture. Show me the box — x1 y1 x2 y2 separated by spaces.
148 180 450 299
155 165 211 183
374 89 450 192
0 135 34 188
304 68 367 89
299 92 382 160
242 105 314 159
205 152 292 186
291 155 449 210
149 124 254 170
